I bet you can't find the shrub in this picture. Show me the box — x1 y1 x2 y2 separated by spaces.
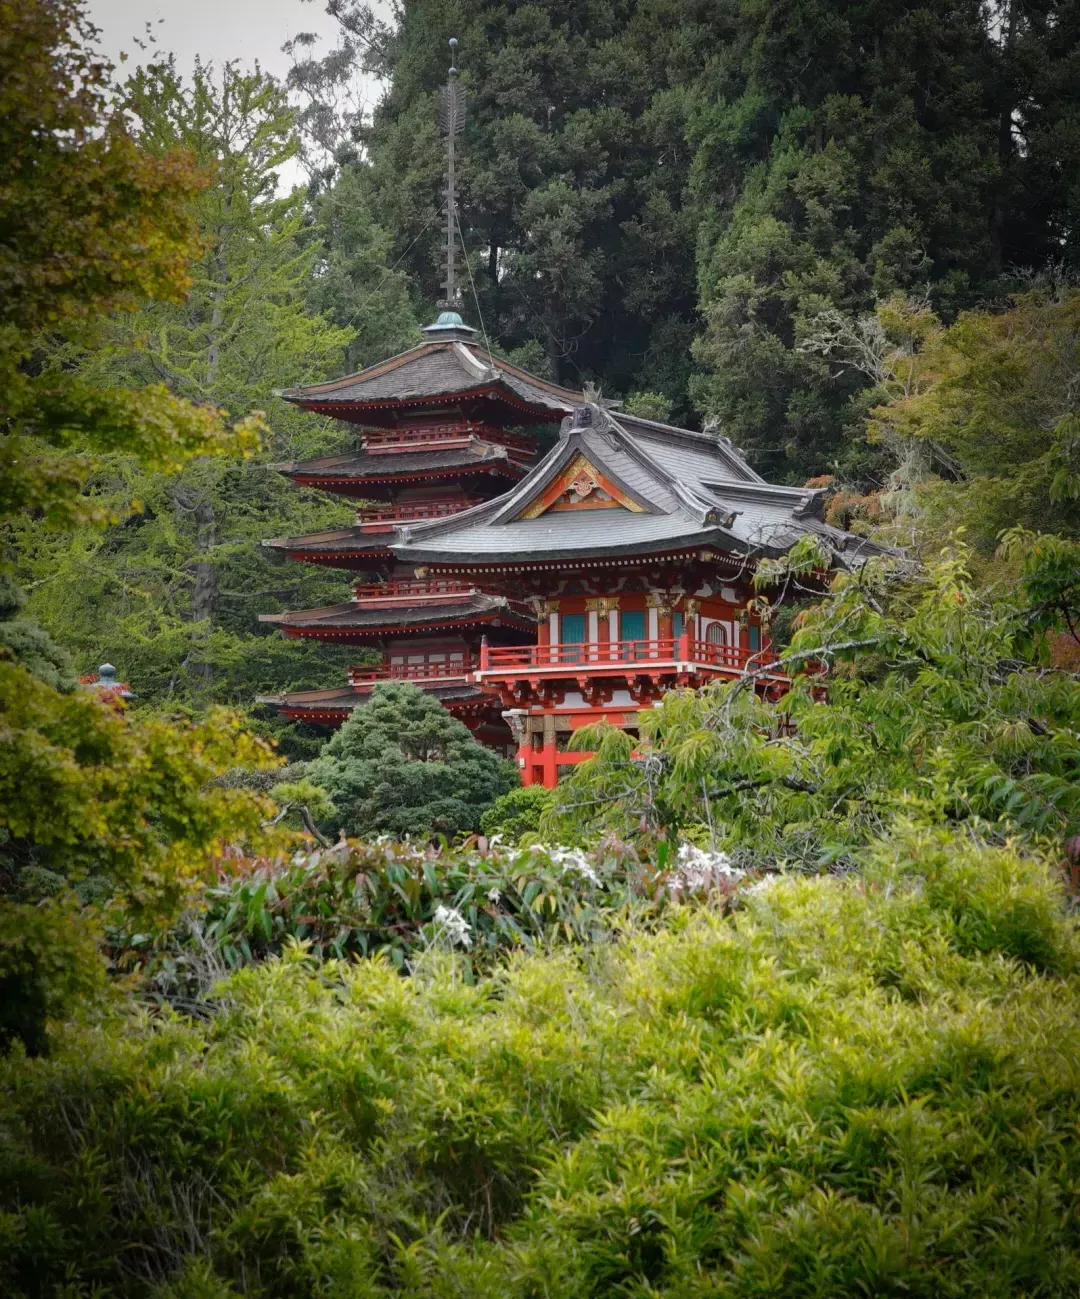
118 836 669 1003
308 682 516 839
3 829 1079 1296
479 785 555 843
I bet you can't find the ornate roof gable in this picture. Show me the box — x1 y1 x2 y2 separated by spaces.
393 402 894 568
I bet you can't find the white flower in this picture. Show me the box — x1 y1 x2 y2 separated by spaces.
742 874 778 896
669 842 745 894
543 844 601 886
433 904 473 949
487 887 502 904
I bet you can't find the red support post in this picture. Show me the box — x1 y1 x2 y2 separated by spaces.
479 635 490 671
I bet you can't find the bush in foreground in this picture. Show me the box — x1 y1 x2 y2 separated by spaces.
2 827 1079 1297
308 682 516 839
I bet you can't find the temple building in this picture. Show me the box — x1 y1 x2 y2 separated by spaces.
256 312 584 749
256 40 880 779
393 401 879 785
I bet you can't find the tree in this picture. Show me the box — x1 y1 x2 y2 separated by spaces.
0 0 260 528
17 58 385 712
316 0 701 404
479 784 554 843
863 284 1080 552
309 682 516 838
305 159 420 373
547 537 1080 865
0 1 279 1053
688 0 1080 482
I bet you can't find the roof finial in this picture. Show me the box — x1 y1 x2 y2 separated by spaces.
439 37 466 312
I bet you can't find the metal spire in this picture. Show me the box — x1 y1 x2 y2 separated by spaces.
439 37 465 310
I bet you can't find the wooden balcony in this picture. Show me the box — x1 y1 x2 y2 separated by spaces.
355 499 478 529
348 658 472 687
363 423 533 455
350 578 478 604
474 635 786 691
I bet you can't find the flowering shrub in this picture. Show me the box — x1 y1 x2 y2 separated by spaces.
117 835 755 1006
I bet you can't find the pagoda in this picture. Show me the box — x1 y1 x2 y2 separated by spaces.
257 39 881 771
257 312 584 747
392 401 884 786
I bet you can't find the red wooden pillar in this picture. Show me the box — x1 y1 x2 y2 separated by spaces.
541 713 558 788
658 605 674 649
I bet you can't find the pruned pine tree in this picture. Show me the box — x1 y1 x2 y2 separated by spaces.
309 682 517 839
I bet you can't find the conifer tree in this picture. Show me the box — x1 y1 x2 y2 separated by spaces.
689 0 1080 481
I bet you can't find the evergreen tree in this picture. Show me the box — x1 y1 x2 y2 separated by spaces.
689 0 1080 482
309 682 516 838
305 159 420 372
0 0 277 1052
342 0 701 405
19 59 414 715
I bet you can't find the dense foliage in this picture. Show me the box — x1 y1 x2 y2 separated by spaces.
0 0 280 1055
294 0 1080 472
3 828 1079 1296
309 682 516 838
120 835 672 1003
13 57 414 718
547 538 1080 864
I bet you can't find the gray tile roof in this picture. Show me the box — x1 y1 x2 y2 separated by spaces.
278 441 528 481
394 403 892 568
259 594 534 632
262 528 390 556
257 682 490 711
279 340 583 417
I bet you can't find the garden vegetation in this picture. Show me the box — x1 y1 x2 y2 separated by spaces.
3 2 1080 1296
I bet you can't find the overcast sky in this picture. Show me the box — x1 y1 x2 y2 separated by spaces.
85 0 344 82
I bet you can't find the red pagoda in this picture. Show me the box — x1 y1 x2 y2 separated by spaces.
392 401 883 786
257 312 584 749
257 40 881 778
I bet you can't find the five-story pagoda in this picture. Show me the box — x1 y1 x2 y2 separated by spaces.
257 314 584 748
257 40 584 749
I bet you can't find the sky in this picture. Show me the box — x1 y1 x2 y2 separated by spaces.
84 0 344 83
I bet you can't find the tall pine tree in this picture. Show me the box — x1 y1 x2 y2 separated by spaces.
353 0 700 403
688 0 1080 482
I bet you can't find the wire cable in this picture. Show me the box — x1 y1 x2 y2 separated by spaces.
458 221 493 359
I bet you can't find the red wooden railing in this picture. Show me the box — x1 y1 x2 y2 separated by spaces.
351 578 477 601
477 636 780 673
349 659 471 684
355 500 477 523
364 424 532 453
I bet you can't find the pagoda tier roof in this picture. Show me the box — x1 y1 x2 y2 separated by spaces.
262 528 391 567
394 403 892 570
258 592 534 639
272 441 529 494
277 337 584 428
256 681 490 724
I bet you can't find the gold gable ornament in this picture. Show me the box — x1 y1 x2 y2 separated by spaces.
520 453 647 519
